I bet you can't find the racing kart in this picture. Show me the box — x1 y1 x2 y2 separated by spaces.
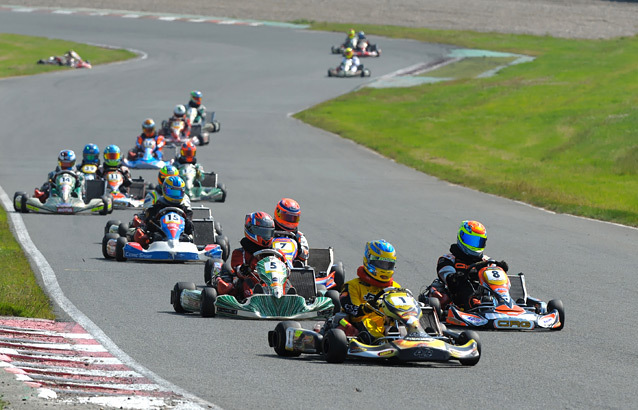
37 50 92 68
78 163 99 181
268 287 481 365
421 261 565 331
176 163 226 202
331 40 381 57
185 107 220 146
328 61 371 78
171 249 338 319
272 231 345 291
102 206 228 263
92 171 146 209
123 138 168 169
13 171 112 215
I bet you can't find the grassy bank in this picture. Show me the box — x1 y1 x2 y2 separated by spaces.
0 34 136 318
297 23 638 226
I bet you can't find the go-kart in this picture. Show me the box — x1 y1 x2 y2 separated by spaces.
102 206 226 263
175 163 226 202
171 249 337 319
331 40 381 57
124 138 167 169
421 261 565 331
78 163 99 181
328 61 371 78
268 287 481 365
102 171 145 209
272 231 345 291
185 107 220 146
13 171 112 215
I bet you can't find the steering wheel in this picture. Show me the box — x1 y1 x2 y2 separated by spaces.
253 249 288 265
156 206 187 219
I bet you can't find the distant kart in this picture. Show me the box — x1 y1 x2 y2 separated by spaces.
331 41 381 57
176 163 226 202
84 175 147 209
13 171 112 215
171 249 338 319
422 262 565 331
268 287 481 365
186 108 220 145
102 206 228 263
328 62 371 78
123 139 167 169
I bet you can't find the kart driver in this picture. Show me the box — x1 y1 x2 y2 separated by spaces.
186 90 207 125
273 198 310 264
143 165 181 209
427 220 509 310
97 145 132 193
134 175 193 247
342 28 358 50
77 143 100 170
35 149 84 203
163 105 191 139
341 48 361 74
132 118 166 160
340 239 401 344
173 141 205 178
212 212 276 300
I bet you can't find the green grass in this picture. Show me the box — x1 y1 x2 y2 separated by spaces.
0 34 136 319
297 23 638 226
0 33 136 77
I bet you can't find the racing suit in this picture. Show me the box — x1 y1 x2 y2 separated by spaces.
133 133 166 159
341 56 361 73
215 237 271 300
186 101 207 125
274 223 309 265
340 266 401 340
36 167 84 202
141 196 194 243
164 115 191 140
173 155 206 181
97 164 132 193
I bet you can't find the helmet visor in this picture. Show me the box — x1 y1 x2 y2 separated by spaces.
249 226 274 241
459 231 487 249
191 97 201 104
278 213 299 224
83 153 99 162
369 256 395 271
143 128 155 136
104 152 120 161
164 186 184 198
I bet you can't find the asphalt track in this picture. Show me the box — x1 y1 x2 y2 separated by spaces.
1 10 637 410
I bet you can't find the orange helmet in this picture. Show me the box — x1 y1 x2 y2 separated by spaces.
142 118 156 137
180 141 196 163
274 198 301 231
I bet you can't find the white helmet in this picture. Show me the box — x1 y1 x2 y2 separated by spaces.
173 104 186 117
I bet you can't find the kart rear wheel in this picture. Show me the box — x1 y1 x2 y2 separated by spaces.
217 183 227 203
115 237 128 262
204 258 220 285
171 282 196 313
200 286 217 317
19 193 30 213
99 195 110 215
118 222 130 238
102 233 118 259
324 290 341 315
13 192 26 212
323 328 348 363
215 235 230 261
331 262 345 290
458 330 481 366
104 220 121 235
547 299 565 331
214 221 223 237
272 321 302 357
428 297 442 318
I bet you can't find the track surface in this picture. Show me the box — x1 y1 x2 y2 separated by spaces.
1 10 637 410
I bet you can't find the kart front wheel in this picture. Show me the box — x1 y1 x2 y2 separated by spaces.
102 233 118 259
104 219 121 235
323 328 348 363
200 287 217 317
19 193 30 213
99 195 111 215
458 330 481 366
13 191 26 212
331 262 345 290
324 290 341 315
547 299 565 331
272 321 302 357
171 282 196 313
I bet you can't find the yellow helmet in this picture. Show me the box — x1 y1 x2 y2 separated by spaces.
344 47 354 59
457 220 487 257
363 240 396 284
348 29 355 39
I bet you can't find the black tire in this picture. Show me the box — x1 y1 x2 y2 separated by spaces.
215 235 230 261
214 221 223 237
118 222 130 238
20 193 29 213
200 286 217 317
148 183 156 192
13 192 26 212
99 195 110 215
172 282 196 313
323 328 349 363
102 233 118 259
547 299 565 331
429 297 442 318
332 262 345 290
218 183 227 203
272 321 302 357
115 237 128 262
104 220 121 235
327 69 333 77
324 290 341 315
204 258 217 285
458 330 481 366
212 121 221 133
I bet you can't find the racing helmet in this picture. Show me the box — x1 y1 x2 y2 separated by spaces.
344 47 354 59
173 104 186 118
157 164 179 186
244 212 275 247
363 239 396 284
190 90 202 106
457 220 487 257
142 118 156 137
162 175 185 204
103 145 121 167
357 31 366 39
180 141 197 163
348 28 355 39
82 144 100 165
58 150 76 170
274 198 300 231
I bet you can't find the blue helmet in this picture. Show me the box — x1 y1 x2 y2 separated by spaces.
58 150 76 170
163 176 185 204
82 143 100 165
190 90 203 105
363 239 396 284
357 31 366 39
103 145 121 167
